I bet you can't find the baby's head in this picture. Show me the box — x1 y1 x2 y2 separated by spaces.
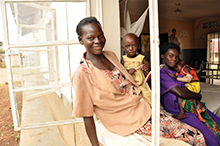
174 60 184 73
122 33 140 58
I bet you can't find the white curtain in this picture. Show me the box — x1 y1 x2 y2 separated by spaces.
121 4 149 38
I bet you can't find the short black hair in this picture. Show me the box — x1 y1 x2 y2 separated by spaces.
122 33 139 45
172 28 176 33
76 16 101 36
160 42 181 55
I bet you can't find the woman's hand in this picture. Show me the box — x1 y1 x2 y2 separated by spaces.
83 116 100 146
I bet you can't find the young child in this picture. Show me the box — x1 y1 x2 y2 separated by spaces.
174 60 201 93
121 33 152 106
170 60 204 120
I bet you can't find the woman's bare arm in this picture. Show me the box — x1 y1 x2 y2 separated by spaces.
170 86 202 100
83 116 100 146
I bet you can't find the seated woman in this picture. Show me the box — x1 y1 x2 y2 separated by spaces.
72 16 205 146
160 42 220 146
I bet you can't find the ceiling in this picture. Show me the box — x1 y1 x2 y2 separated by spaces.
119 0 220 22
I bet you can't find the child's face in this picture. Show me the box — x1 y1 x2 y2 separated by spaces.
122 35 139 58
174 63 182 73
174 61 183 73
79 23 106 56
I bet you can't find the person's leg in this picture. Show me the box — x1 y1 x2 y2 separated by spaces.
173 97 186 119
181 112 219 146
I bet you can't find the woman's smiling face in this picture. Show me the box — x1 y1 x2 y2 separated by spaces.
162 48 179 68
79 22 106 56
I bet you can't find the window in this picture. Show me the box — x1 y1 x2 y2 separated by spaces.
1 0 89 131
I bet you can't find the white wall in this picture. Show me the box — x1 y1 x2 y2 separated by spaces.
90 0 121 59
102 0 121 59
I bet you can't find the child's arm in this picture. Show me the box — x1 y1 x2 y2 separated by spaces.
142 57 151 76
83 116 100 146
177 74 193 83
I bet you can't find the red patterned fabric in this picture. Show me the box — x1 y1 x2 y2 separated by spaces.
135 111 206 146
101 68 137 95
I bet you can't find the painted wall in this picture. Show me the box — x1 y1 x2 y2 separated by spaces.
102 0 121 59
159 18 194 50
194 16 219 49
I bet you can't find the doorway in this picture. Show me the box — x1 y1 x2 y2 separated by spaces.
207 32 220 64
205 32 220 84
